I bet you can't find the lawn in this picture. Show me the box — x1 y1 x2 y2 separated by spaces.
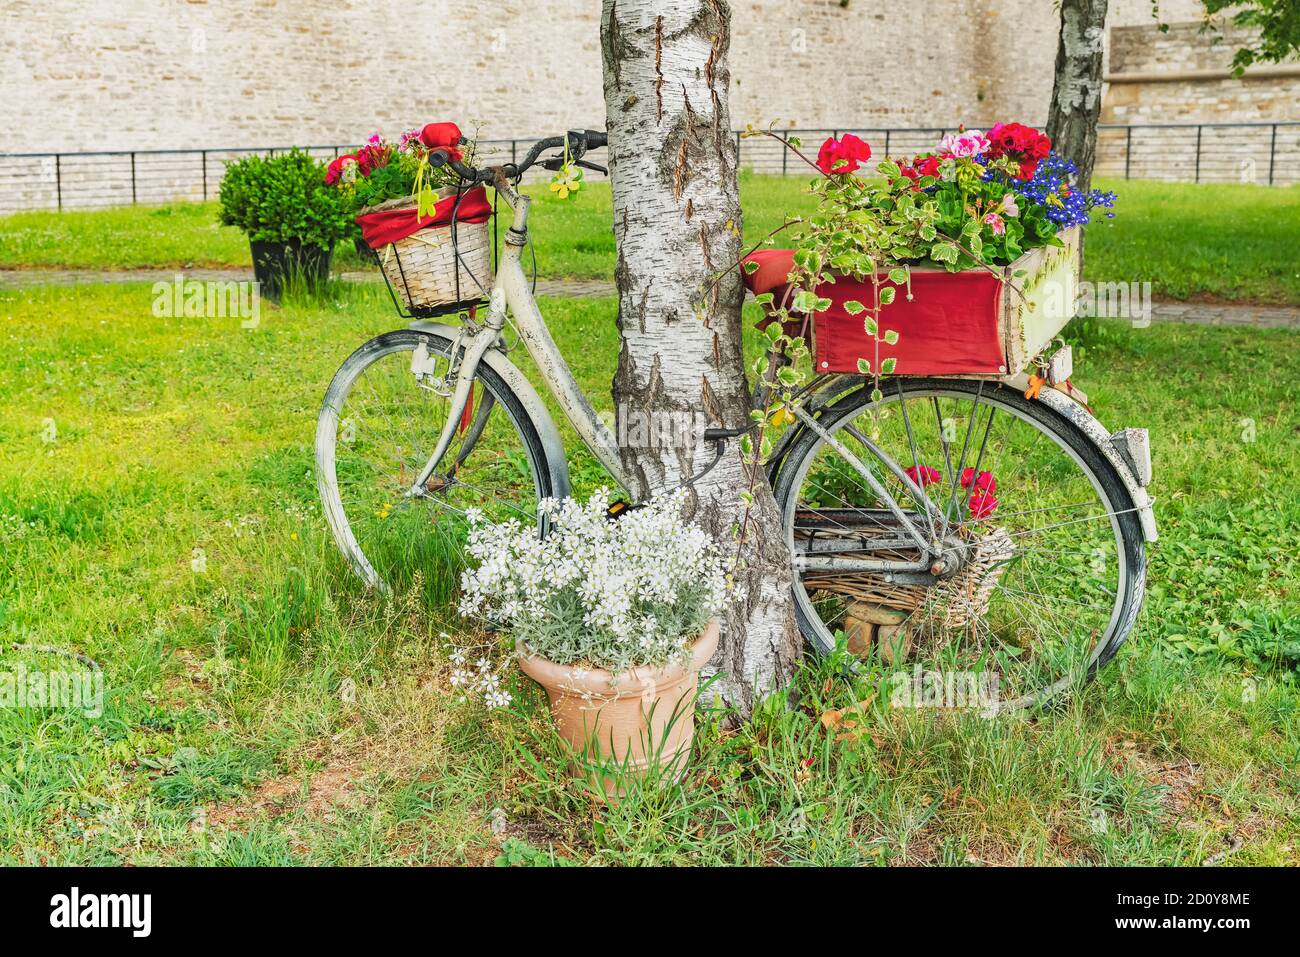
1 279 1296 865
3 176 1299 304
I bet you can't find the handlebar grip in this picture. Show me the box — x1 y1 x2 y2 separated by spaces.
584 130 608 149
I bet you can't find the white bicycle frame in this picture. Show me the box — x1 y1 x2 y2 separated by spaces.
404 169 629 502
401 167 1157 571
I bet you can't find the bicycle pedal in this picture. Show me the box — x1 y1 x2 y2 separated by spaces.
605 499 639 520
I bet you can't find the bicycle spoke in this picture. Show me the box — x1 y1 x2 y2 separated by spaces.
783 381 1140 709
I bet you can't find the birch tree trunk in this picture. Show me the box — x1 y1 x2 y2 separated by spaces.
1047 0 1109 196
599 0 801 717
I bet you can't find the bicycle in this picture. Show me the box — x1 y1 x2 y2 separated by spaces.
316 129 1157 711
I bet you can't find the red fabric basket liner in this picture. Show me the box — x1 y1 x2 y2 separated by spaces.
743 249 1007 376
356 185 491 249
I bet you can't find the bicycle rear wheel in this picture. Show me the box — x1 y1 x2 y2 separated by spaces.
316 328 553 604
770 378 1146 711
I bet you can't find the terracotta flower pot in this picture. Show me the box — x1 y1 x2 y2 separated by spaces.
516 619 720 798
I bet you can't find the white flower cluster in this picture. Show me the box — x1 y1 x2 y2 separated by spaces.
448 643 513 710
458 489 730 672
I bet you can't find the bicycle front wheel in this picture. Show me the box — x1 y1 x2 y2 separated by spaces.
771 378 1147 711
316 328 554 604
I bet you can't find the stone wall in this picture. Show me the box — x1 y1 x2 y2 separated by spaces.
2 0 1223 154
1104 21 1300 123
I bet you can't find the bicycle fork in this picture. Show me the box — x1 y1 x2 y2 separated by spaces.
403 312 505 500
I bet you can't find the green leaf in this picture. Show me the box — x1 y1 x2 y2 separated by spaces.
864 316 878 336
792 289 820 313
881 357 897 375
883 329 899 345
870 388 884 402
888 267 908 285
879 286 896 306
843 299 865 315
743 259 760 274
856 358 872 374
931 242 959 264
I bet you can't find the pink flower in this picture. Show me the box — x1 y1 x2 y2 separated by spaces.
1000 194 1019 217
983 211 1006 235
960 468 997 494
905 464 942 488
936 129 991 159
968 490 999 519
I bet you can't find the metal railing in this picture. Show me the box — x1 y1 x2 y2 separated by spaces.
1 123 1296 214
733 122 1299 186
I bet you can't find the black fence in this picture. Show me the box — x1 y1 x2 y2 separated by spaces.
1 122 1296 214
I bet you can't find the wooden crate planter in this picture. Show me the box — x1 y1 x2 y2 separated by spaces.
743 226 1080 377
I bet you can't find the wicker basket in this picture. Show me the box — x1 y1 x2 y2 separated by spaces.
364 189 493 312
801 525 1015 631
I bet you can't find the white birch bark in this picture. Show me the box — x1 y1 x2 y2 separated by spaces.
1047 0 1109 196
599 0 801 717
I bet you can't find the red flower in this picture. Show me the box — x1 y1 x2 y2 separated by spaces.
419 122 464 162
985 122 1051 180
816 133 872 175
899 154 941 190
968 490 999 519
960 468 997 494
355 143 391 176
1015 156 1042 180
324 153 356 186
905 464 942 488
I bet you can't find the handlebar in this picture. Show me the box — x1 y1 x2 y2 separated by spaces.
428 129 608 185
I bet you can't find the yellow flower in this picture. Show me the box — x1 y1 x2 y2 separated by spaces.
549 175 580 200
549 162 582 201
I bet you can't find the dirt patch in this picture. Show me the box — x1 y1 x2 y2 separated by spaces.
207 743 367 828
162 647 211 709
206 658 457 830
1144 756 1204 821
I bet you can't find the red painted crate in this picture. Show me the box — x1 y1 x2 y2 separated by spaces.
742 226 1079 377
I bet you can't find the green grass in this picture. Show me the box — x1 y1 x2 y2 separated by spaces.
0 203 250 270
0 280 1296 865
3 177 1298 304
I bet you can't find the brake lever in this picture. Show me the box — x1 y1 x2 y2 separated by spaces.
575 159 607 175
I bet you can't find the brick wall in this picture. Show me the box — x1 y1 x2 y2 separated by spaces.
2 0 1223 155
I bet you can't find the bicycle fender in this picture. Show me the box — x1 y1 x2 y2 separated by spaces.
408 321 573 501
1002 372 1158 543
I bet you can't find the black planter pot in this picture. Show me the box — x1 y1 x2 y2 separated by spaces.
249 238 334 301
